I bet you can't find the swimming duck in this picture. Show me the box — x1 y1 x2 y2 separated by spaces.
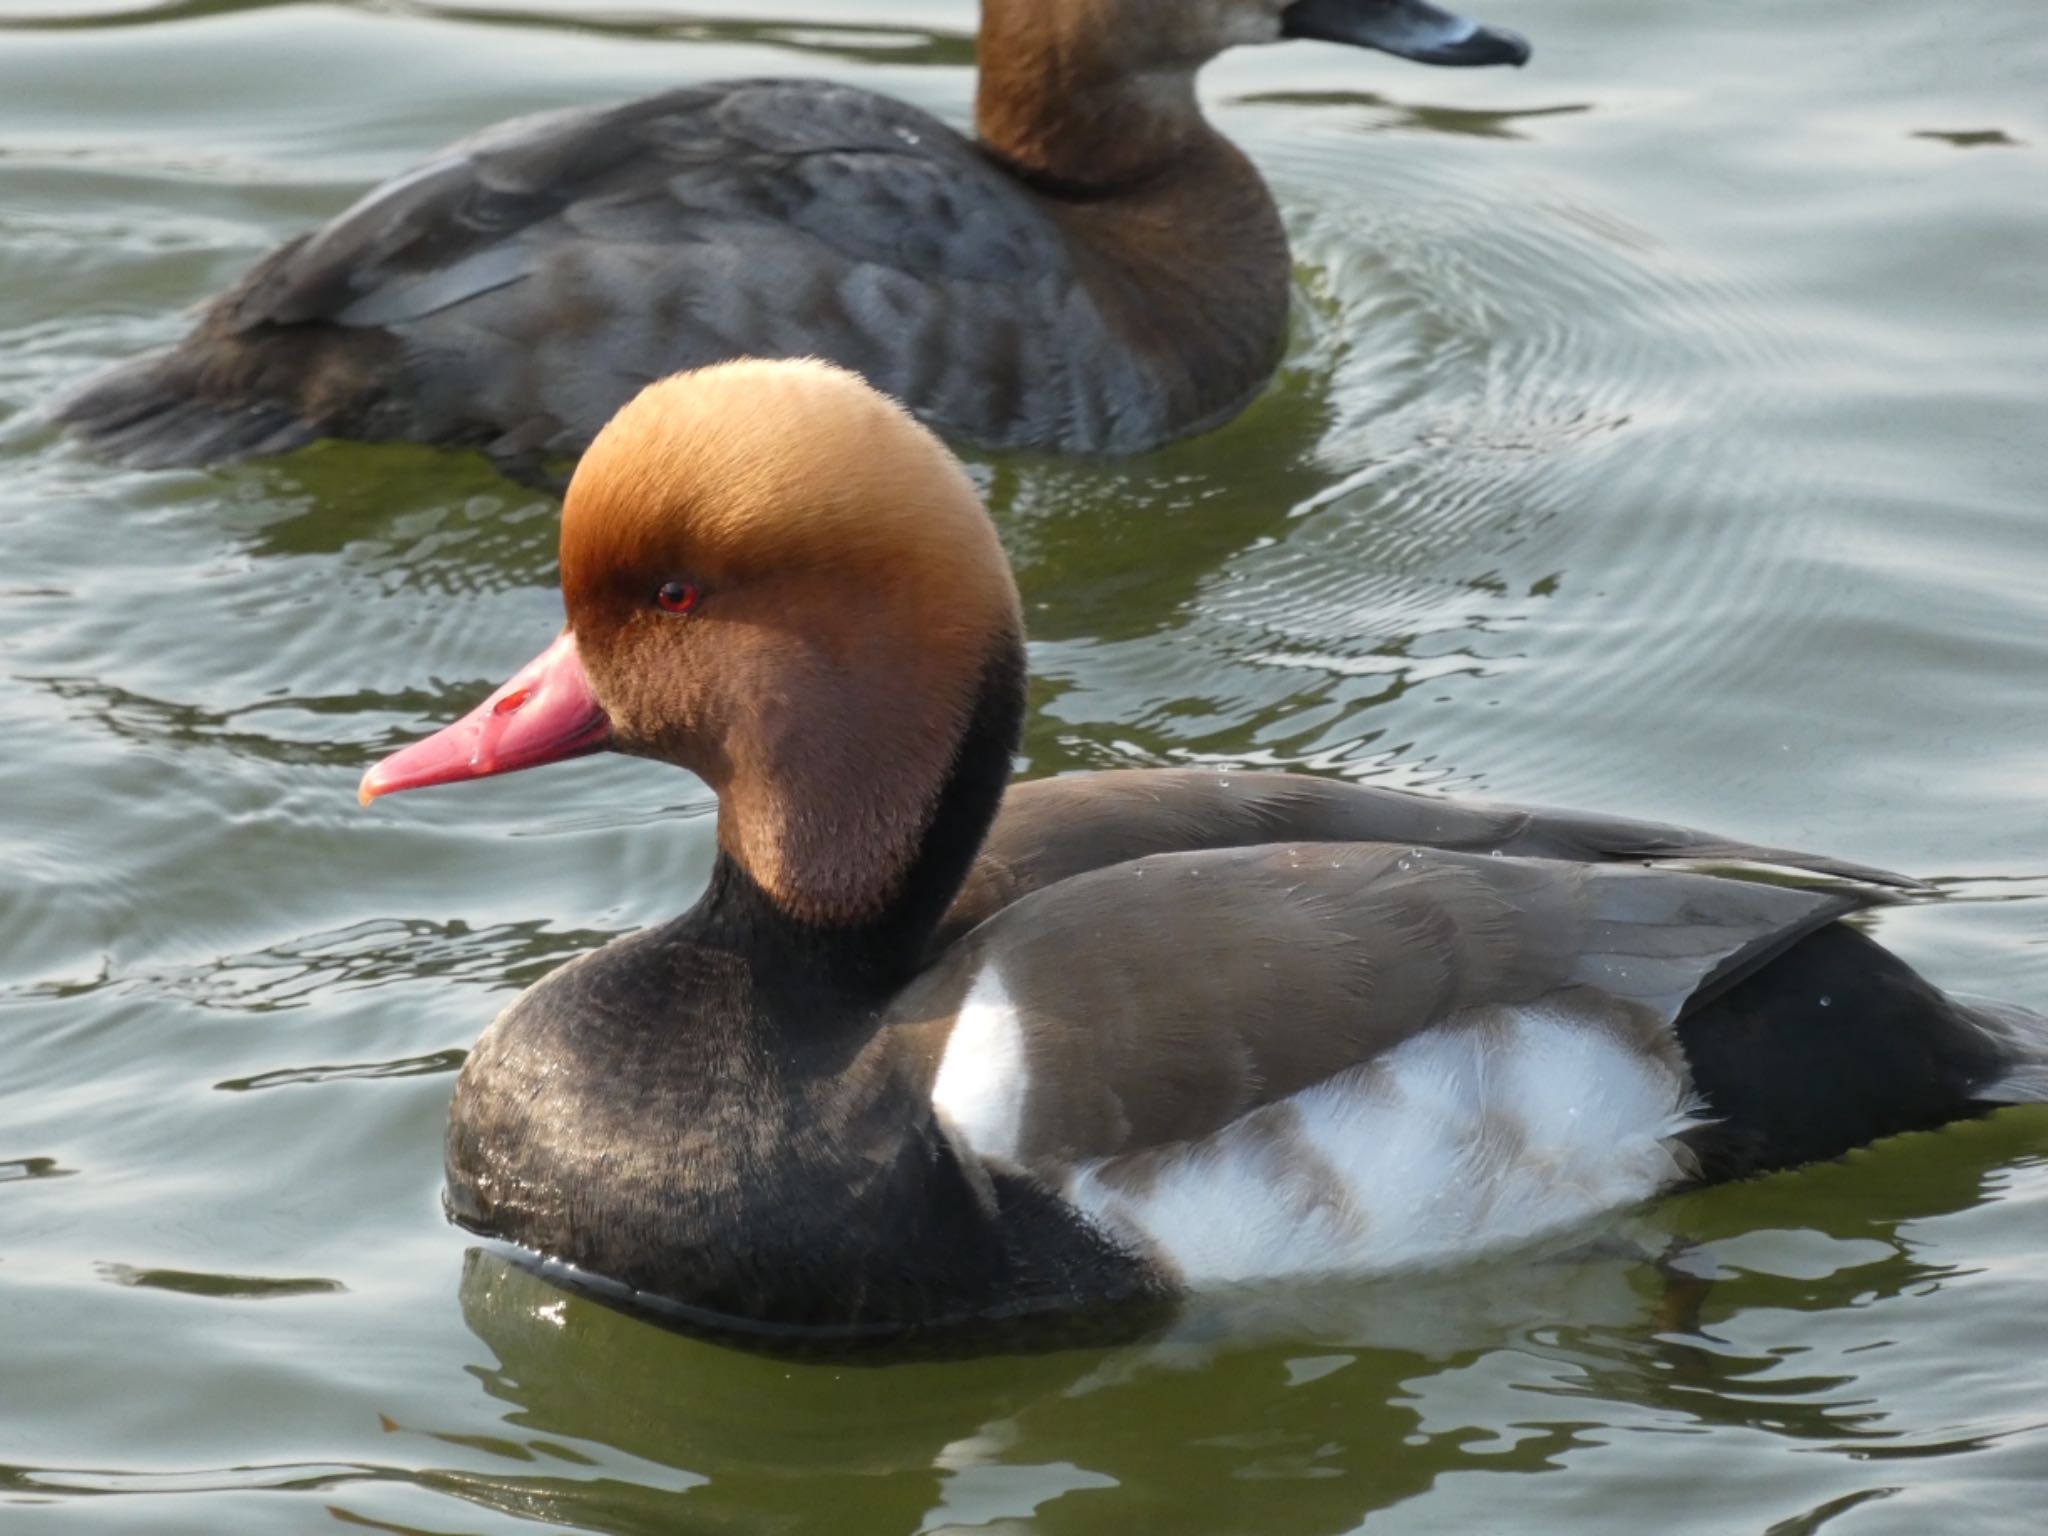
361 360 2048 1343
59 0 1529 478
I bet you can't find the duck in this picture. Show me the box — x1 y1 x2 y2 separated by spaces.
57 0 1530 480
359 359 2048 1345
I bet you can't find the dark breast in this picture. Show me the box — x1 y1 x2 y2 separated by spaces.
445 919 1167 1342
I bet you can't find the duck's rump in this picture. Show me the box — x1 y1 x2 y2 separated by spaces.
57 79 1154 470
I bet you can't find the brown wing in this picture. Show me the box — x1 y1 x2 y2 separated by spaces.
931 768 1916 955
894 841 1866 1165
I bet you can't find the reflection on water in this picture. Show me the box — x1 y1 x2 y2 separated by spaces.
1239 90 1594 142
233 449 563 591
5 917 609 1011
0 1156 78 1182
402 5 980 70
1909 129 2024 150
2 0 2047 1531
97 1262 346 1298
3 0 976 71
216 1048 468 1092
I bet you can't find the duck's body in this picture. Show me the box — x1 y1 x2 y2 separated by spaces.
57 0 1529 477
60 81 1276 473
362 360 2047 1344
441 764 2039 1340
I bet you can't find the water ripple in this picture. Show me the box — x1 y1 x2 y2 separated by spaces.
2 918 608 1012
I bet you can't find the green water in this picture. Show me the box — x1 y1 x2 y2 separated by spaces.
5 3 2047 1532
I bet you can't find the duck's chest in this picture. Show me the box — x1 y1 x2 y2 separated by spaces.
450 992 870 1299
440 954 1085 1333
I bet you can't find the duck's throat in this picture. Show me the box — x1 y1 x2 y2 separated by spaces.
711 635 1026 964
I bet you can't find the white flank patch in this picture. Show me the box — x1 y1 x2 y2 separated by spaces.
930 965 1028 1164
1063 1004 1701 1288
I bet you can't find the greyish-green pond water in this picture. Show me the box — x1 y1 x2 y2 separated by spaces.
4 2 2047 1531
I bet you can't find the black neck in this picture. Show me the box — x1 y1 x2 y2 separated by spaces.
681 635 1027 1007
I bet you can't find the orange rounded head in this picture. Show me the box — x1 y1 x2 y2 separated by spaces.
360 359 1025 923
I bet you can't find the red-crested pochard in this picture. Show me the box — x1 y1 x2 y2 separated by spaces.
361 360 2048 1344
59 0 1529 479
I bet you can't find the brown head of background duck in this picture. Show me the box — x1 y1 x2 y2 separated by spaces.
360 360 2048 1348
58 0 1528 480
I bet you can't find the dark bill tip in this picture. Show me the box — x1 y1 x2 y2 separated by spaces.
1282 0 1532 68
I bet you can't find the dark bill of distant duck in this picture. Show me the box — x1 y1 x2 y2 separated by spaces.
1283 0 1530 67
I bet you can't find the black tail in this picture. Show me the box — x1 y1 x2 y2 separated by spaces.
1677 922 2048 1181
55 351 318 469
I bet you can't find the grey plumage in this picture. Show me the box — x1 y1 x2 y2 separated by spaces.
57 81 1202 472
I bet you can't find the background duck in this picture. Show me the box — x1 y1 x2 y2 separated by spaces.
54 0 1528 479
359 359 2048 1346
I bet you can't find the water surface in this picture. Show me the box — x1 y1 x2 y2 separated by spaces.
4 3 2047 1532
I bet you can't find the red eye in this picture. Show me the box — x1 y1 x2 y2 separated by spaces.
655 581 700 615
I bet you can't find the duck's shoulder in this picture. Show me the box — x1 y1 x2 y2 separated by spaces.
222 77 1058 335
